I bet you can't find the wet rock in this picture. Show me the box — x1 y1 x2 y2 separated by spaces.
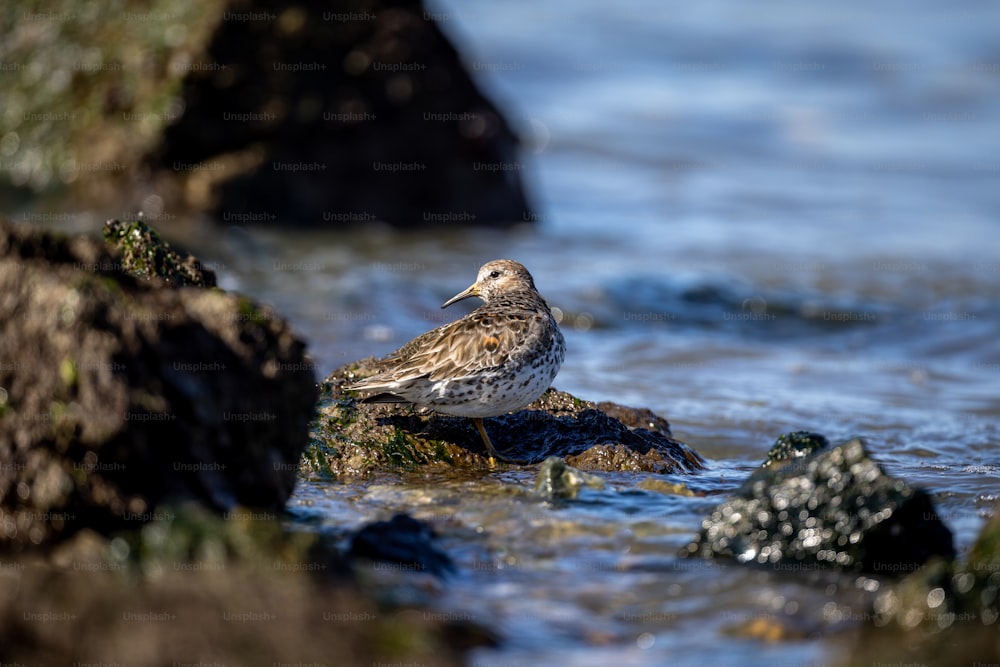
761 430 829 468
683 437 955 572
154 0 533 226
349 513 454 577
0 220 316 551
103 219 216 287
595 402 674 436
532 457 607 500
305 358 705 476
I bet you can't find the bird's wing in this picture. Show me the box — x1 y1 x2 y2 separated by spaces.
355 308 542 388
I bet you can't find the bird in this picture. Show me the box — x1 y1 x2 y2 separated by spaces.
345 259 565 465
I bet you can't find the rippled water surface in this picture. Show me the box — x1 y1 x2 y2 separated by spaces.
31 0 1000 664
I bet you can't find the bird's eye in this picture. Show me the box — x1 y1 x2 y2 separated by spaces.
489 270 501 279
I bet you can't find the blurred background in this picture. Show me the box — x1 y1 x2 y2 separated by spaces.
3 0 1000 662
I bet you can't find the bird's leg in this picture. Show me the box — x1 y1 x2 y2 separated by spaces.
472 418 529 466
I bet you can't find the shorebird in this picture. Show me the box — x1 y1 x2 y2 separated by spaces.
346 259 565 465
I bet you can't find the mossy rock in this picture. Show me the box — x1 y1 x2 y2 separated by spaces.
103 218 216 287
304 357 705 476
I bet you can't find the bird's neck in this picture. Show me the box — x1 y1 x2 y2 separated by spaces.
484 290 552 313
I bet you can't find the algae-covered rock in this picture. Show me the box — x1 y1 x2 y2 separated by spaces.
305 358 705 476
0 219 315 550
103 218 216 287
683 436 954 572
761 430 829 468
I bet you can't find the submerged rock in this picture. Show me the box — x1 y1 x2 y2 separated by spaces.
305 358 705 476
350 513 455 578
683 436 954 573
0 220 316 550
532 457 607 500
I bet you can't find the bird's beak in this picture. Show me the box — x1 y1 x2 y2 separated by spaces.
442 282 480 308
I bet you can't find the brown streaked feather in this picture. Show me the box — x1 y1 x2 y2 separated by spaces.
352 303 543 388
344 259 565 419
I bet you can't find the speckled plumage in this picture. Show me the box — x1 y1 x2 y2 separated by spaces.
346 259 565 463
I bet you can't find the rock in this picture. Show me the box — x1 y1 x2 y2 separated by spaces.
761 430 829 468
860 500 1000 653
0 0 221 201
635 478 699 497
0 508 467 667
683 437 955 572
305 358 705 476
153 0 534 226
968 502 1000 586
2 1 532 227
595 402 674 436
532 457 607 500
349 513 454 577
103 219 216 287
0 219 316 551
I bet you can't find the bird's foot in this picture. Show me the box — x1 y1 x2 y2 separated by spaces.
473 417 530 466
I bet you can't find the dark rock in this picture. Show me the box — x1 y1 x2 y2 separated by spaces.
595 402 675 437
0 219 316 551
349 513 454 577
532 457 607 500
762 430 829 468
2 0 531 228
305 358 706 476
862 500 1000 644
848 536 1000 665
154 0 533 226
683 437 955 573
103 219 216 287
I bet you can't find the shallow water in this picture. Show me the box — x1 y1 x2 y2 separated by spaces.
14 0 1000 663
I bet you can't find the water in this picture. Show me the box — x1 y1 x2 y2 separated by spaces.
16 0 1000 664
